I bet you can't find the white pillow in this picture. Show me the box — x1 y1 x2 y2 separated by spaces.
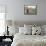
19 27 25 34
42 25 46 34
8 26 19 36
32 26 41 35
40 25 45 35
24 24 32 35
19 27 32 35
24 27 32 35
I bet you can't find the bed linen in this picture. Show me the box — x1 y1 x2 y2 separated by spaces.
11 33 46 46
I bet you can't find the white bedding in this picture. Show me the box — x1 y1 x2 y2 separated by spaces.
11 33 46 46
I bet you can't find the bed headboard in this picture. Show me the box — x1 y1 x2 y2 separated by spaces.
6 20 46 27
15 21 46 27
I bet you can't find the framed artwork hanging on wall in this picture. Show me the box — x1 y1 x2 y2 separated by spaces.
24 5 37 15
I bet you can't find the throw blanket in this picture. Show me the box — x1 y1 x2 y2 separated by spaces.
11 33 46 46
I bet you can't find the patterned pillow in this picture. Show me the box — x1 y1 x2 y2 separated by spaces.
32 26 41 35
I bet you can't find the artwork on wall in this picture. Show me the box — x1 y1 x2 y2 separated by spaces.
24 5 37 15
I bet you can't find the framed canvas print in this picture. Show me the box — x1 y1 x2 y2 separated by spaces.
24 5 37 15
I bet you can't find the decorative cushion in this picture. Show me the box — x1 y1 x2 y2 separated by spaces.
32 27 37 35
42 25 46 35
42 25 46 33
32 26 41 35
24 27 32 35
8 26 19 36
19 27 32 35
19 27 25 34
24 24 32 35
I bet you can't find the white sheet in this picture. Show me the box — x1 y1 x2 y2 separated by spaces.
11 33 46 46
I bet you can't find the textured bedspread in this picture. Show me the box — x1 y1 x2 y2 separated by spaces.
11 33 46 46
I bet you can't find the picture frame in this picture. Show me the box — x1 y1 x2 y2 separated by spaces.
24 5 37 15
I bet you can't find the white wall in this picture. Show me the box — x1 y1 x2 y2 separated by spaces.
0 0 46 22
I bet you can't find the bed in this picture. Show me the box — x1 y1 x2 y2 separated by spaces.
11 33 46 46
11 22 46 46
